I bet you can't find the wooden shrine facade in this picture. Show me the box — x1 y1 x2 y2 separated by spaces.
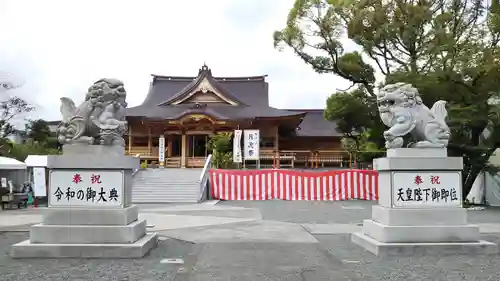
125 65 345 168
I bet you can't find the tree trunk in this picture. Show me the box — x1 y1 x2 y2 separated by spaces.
462 166 481 199
462 149 496 199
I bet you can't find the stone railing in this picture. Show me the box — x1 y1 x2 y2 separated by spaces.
198 154 212 202
132 154 141 177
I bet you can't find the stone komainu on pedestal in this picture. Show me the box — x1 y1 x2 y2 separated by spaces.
10 79 158 258
376 83 451 149
351 83 498 256
57 78 129 147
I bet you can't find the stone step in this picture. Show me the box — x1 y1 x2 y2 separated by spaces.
43 206 139 225
132 195 200 199
132 192 199 196
362 219 480 243
133 181 199 184
132 197 199 201
351 232 497 257
133 178 199 181
30 220 147 244
132 169 204 203
11 233 158 258
132 184 200 190
133 180 199 184
133 181 199 185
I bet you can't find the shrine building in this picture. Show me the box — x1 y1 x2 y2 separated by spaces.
125 64 345 168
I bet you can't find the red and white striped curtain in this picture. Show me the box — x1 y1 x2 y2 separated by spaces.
209 169 379 201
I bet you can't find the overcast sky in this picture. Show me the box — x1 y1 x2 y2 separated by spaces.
0 0 365 123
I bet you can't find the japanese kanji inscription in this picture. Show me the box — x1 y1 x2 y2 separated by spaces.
49 170 124 207
392 172 462 208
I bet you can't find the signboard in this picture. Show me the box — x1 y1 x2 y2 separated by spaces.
392 172 462 208
233 130 242 163
33 167 47 197
48 170 124 207
243 130 260 161
158 135 165 163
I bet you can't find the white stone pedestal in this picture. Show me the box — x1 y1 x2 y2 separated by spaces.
351 148 498 256
10 145 158 258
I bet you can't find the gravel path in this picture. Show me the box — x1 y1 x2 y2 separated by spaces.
3 231 500 280
1 201 500 280
317 233 500 281
0 232 194 281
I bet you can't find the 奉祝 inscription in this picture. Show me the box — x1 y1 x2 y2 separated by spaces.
49 170 124 207
392 172 462 208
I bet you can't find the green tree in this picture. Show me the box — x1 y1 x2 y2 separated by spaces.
206 132 234 169
0 96 34 139
324 86 385 148
7 142 60 162
26 119 52 144
274 0 500 197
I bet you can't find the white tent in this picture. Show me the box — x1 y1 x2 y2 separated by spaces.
24 155 47 167
24 155 48 197
468 149 500 206
0 156 26 170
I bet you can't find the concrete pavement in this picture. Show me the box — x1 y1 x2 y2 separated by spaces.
1 201 500 280
2 201 500 241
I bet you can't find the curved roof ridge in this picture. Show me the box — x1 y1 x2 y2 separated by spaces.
152 74 268 80
152 71 267 82
156 65 248 106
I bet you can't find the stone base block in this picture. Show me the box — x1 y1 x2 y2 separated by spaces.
43 205 139 225
374 157 463 171
62 144 125 156
351 232 498 256
362 219 480 243
386 148 447 158
47 152 138 169
10 233 158 258
372 205 467 226
30 220 146 244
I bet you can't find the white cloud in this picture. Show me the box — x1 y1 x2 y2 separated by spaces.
0 0 365 123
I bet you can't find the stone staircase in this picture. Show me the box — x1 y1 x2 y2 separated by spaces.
132 168 204 203
165 157 181 168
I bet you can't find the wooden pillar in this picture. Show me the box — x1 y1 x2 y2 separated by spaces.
167 137 172 157
127 126 132 155
147 127 152 155
274 126 280 169
181 134 187 168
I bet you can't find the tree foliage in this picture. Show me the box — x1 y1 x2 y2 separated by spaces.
0 96 34 139
275 0 500 197
7 142 60 162
26 119 53 144
207 132 234 169
0 78 58 160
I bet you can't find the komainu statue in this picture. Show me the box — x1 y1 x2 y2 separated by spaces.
57 78 128 146
376 83 451 149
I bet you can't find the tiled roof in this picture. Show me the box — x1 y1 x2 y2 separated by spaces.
156 65 247 106
126 65 304 120
287 110 343 137
125 65 343 137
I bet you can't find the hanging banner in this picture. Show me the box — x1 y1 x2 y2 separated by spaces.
243 130 260 161
158 135 165 163
233 130 242 163
33 167 47 197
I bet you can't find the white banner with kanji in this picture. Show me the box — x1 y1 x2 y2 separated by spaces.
243 130 260 161
233 130 242 163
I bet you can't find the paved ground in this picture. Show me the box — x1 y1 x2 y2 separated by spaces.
0 201 499 280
